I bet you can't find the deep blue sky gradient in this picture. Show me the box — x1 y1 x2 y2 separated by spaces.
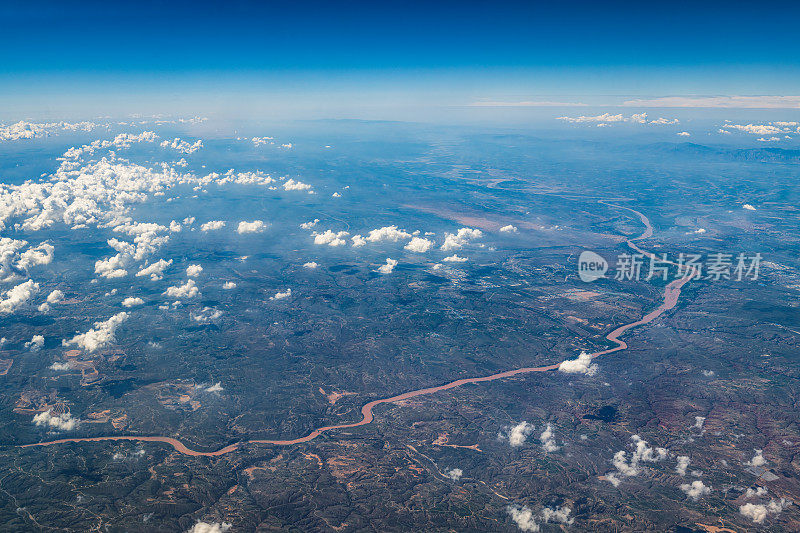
4 0 799 71
2 0 799 117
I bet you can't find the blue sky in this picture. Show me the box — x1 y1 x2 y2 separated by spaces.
2 0 799 118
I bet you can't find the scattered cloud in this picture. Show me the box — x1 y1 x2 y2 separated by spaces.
539 506 573 526
201 220 226 231
165 279 199 299
681 480 711 501
676 455 691 476
303 262 318 269
32 410 79 431
283 178 312 191
160 137 203 154
366 225 412 243
314 229 349 246
0 279 39 314
206 382 224 393
742 204 757 211
222 281 237 289
677 131 691 137
606 435 667 485
300 219 319 229
252 136 274 146
270 288 292 300
192 307 222 323
722 123 785 135
558 351 598 376
186 521 232 533
506 504 573 532
746 449 767 467
622 95 800 108
377 258 398 274
186 264 203 277
470 100 588 107
237 220 265 234
62 131 157 159
740 499 788 524
650 117 680 125
500 224 518 233
47 289 64 304
405 237 433 253
558 112 678 126
745 487 768 499
63 312 129 352
501 421 534 447
121 297 144 308
441 228 482 251
136 259 172 281
540 424 559 452
0 120 102 142
444 467 463 481
25 335 45 351
693 416 706 430
506 505 540 532
17 243 55 270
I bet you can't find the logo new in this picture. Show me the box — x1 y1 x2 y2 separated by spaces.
578 250 608 282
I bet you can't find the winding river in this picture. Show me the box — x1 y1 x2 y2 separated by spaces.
21 203 694 457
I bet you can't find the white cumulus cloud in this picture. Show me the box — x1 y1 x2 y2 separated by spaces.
283 179 312 191
676 455 691 476
681 480 711 501
201 220 226 231
136 259 172 281
558 351 598 376
377 258 398 274
441 228 482 251
63 312 129 353
540 424 559 452
25 335 45 351
46 290 64 304
237 220 265 234
270 288 292 300
740 499 788 524
506 505 540 532
121 297 144 308
32 410 79 431
187 521 232 533
192 307 222 323
404 237 433 253
444 467 463 481
746 449 767 467
0 279 39 314
502 421 534 447
165 279 199 299
606 435 667 485
314 230 349 246
366 225 412 243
